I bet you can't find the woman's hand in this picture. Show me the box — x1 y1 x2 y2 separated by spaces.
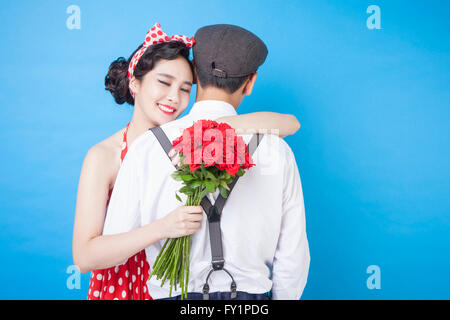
169 148 181 167
160 205 204 239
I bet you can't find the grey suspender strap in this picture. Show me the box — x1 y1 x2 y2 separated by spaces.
149 126 173 158
149 126 263 300
200 133 262 300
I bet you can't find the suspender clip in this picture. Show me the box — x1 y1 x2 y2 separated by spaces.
230 281 237 299
212 259 225 270
202 283 210 300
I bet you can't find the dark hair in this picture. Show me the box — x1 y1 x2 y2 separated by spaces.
105 41 192 105
195 66 250 94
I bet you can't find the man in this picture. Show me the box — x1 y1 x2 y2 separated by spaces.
103 24 310 300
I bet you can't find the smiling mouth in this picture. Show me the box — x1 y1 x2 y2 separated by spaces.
158 104 176 115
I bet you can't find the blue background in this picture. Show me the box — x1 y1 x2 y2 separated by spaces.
0 0 448 299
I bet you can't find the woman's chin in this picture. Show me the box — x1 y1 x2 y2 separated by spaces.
154 112 178 125
149 106 177 124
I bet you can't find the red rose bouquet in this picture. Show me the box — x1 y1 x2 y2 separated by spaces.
149 120 255 299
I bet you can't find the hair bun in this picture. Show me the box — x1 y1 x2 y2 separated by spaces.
105 57 134 105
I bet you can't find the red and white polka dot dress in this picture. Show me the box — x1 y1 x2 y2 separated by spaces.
87 123 153 300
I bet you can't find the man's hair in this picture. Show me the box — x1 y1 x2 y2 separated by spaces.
195 66 251 94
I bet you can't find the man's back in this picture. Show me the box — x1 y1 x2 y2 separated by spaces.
104 100 310 299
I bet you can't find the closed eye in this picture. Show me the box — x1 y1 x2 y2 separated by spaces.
158 80 170 86
159 79 190 93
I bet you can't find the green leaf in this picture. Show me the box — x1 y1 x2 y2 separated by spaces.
236 169 245 177
171 172 183 181
175 193 182 202
190 180 204 189
205 180 216 193
181 174 195 182
199 188 209 200
205 170 217 181
179 186 194 195
219 185 228 198
220 180 230 191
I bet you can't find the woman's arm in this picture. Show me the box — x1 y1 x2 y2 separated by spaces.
72 145 203 273
217 112 301 138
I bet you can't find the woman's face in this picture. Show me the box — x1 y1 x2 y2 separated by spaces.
132 56 193 127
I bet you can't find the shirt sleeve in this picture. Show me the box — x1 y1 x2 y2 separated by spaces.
271 145 310 300
102 145 142 237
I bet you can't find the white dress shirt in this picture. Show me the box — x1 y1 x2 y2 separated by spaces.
102 100 310 300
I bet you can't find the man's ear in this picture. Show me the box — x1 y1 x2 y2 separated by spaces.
243 72 257 96
129 76 139 95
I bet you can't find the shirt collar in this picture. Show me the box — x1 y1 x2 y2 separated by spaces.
188 100 237 117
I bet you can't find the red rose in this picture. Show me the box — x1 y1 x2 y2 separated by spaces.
172 120 255 176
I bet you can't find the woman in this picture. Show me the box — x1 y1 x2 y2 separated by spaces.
72 23 300 300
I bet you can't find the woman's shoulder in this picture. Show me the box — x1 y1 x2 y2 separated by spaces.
87 132 122 161
82 129 125 182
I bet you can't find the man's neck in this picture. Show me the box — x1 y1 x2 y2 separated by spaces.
195 87 241 110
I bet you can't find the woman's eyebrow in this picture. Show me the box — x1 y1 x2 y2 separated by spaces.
157 73 192 86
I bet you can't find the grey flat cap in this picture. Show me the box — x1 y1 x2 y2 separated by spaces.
193 24 268 78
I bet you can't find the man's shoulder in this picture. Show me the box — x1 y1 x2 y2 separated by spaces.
160 114 195 140
246 133 294 158
246 134 298 177
161 113 193 128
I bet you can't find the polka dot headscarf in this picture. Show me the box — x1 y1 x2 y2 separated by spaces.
127 22 195 95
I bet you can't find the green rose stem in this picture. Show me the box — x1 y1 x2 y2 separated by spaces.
152 237 170 272
172 238 181 293
181 234 186 299
185 234 191 299
150 174 205 299
160 250 174 286
153 239 172 276
152 238 174 280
